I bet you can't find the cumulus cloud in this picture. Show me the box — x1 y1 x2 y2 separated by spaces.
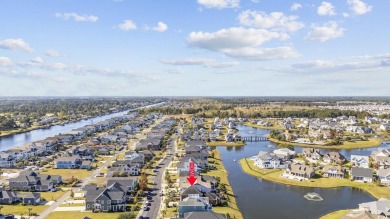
43 63 67 70
55 12 98 22
0 38 33 52
154 22 168 32
119 20 137 31
187 27 297 60
197 0 239 9
348 0 372 15
238 10 304 32
290 3 302 11
45 49 61 57
317 2 336 16
187 27 288 51
0 57 12 66
161 57 239 68
31 57 44 64
305 21 344 42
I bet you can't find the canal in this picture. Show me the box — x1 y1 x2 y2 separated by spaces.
217 125 389 219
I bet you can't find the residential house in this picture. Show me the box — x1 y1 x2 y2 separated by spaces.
323 151 346 164
255 151 286 169
351 167 373 183
358 198 390 217
351 155 370 168
19 192 41 205
181 185 221 206
0 189 18 204
273 148 296 160
183 212 226 219
8 171 56 192
302 148 322 160
323 165 345 178
0 152 15 168
377 168 390 186
85 187 126 212
284 163 315 179
54 156 81 169
178 194 212 218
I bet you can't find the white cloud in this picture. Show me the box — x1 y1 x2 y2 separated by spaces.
317 2 336 16
197 0 239 9
290 3 302 11
148 21 168 32
0 38 33 52
347 0 372 15
165 68 184 74
188 27 288 51
305 21 344 42
45 49 61 57
43 63 67 70
238 10 305 32
31 57 44 64
161 57 239 68
55 12 98 22
119 20 137 31
222 47 299 60
250 0 260 3
0 57 12 66
187 27 298 60
342 12 350 17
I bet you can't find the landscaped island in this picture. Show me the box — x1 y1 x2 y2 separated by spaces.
239 158 390 199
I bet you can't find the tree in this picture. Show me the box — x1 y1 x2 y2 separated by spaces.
70 189 74 198
117 212 136 219
28 207 32 216
138 173 149 191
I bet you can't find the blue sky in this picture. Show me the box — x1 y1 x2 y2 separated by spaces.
0 0 389 96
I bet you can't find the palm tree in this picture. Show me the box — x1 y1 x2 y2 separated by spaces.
28 208 32 216
0 206 3 214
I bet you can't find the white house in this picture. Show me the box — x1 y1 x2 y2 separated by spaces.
351 167 373 183
255 151 285 169
377 168 390 186
351 155 370 168
273 148 296 159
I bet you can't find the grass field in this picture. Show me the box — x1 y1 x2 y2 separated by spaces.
0 204 48 216
319 210 350 219
205 150 243 219
268 137 382 149
46 211 125 219
244 122 284 130
42 168 92 181
240 158 390 200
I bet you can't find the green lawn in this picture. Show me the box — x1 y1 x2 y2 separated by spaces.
268 137 382 149
18 190 66 202
240 158 390 200
42 168 92 181
320 210 350 219
244 122 284 130
0 204 48 216
46 211 125 219
205 150 243 219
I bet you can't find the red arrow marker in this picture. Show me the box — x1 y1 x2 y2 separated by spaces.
186 161 197 186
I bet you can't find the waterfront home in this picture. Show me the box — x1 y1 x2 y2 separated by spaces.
177 158 200 174
284 163 315 179
178 194 212 218
273 148 296 159
301 148 322 160
358 198 390 217
377 168 390 186
255 151 286 169
54 156 81 169
351 167 373 183
371 149 390 168
0 152 15 168
181 185 221 206
185 140 206 148
323 151 346 164
183 212 226 219
322 164 345 178
350 155 370 168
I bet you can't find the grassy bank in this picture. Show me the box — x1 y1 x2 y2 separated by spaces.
244 123 284 130
0 205 48 216
268 137 382 149
240 158 390 199
206 141 246 147
46 211 124 219
206 150 243 219
319 210 350 219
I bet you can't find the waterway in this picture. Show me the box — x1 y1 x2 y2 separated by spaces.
217 125 388 219
0 102 163 151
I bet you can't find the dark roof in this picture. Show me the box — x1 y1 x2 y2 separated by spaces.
184 212 226 219
351 167 373 178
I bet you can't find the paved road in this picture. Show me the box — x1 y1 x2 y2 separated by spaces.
36 190 71 219
140 136 177 219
